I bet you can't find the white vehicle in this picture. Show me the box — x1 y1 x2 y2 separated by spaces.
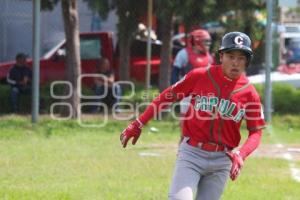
248 71 300 88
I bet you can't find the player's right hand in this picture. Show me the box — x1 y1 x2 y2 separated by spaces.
120 120 143 148
226 151 244 181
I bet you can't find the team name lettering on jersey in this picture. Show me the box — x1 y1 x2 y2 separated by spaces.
194 95 245 122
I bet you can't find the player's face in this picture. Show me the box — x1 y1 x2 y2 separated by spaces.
16 57 27 66
220 50 247 79
194 37 211 53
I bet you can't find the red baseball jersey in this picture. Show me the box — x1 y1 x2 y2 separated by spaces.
171 65 265 148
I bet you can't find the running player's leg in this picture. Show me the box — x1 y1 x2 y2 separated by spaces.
169 140 202 200
196 154 231 200
168 161 200 200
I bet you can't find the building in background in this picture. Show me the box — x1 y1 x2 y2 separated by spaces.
0 0 117 62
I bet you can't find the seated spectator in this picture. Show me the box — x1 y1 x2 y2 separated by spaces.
7 53 32 113
93 57 122 112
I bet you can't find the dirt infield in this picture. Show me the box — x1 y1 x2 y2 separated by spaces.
253 144 300 161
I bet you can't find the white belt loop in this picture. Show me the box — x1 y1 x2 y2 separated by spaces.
215 145 219 152
197 143 203 149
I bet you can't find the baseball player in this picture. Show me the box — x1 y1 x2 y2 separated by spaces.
120 31 265 200
171 29 214 142
171 29 213 83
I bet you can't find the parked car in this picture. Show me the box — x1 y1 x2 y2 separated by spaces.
248 71 300 88
0 31 181 86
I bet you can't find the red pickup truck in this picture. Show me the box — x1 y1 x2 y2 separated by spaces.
0 32 174 86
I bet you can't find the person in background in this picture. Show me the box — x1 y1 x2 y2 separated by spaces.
7 53 32 113
93 57 122 112
171 29 214 142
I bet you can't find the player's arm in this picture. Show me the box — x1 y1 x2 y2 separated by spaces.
94 73 114 86
227 94 266 181
171 66 181 84
21 72 30 85
170 49 188 84
239 129 263 159
6 68 17 85
242 93 266 158
120 86 183 148
121 69 199 148
106 73 115 87
94 76 104 85
227 129 262 181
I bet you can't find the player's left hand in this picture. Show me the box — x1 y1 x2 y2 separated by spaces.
120 120 143 148
226 151 244 181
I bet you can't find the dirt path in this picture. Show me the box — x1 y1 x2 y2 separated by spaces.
253 144 300 161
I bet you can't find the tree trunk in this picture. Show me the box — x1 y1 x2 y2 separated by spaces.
159 13 173 91
61 0 81 118
116 0 141 82
119 37 131 81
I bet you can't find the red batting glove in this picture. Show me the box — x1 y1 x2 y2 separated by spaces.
120 119 143 148
226 151 244 181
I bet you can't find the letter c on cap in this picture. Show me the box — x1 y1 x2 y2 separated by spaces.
234 36 243 45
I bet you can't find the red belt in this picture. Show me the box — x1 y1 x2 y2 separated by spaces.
188 139 232 152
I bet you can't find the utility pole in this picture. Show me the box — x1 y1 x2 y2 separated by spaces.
145 0 153 96
264 0 274 123
32 0 41 123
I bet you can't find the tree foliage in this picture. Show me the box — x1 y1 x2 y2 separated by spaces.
177 0 217 32
83 0 111 19
41 0 59 11
154 0 220 90
216 0 266 38
42 0 267 89
85 0 147 81
113 0 147 81
214 0 266 67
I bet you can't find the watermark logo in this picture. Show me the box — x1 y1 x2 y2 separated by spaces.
50 74 135 127
50 75 264 127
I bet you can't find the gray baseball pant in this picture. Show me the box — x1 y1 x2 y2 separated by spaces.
168 138 232 200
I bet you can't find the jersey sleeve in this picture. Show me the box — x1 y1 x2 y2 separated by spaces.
138 69 203 125
171 68 203 99
6 67 17 85
245 91 266 131
239 129 262 159
173 49 188 69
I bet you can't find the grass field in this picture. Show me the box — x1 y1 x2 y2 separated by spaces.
0 114 300 200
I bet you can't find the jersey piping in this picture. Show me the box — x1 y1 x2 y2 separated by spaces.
207 67 252 145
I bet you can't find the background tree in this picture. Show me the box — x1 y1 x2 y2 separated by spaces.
216 0 265 39
179 0 217 32
155 0 176 91
41 0 59 10
42 0 81 118
83 0 110 19
215 0 266 72
154 0 217 91
43 0 267 96
61 0 81 118
85 0 146 82
114 0 147 81
171 0 266 71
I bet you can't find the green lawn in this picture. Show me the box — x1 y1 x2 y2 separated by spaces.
0 115 299 200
